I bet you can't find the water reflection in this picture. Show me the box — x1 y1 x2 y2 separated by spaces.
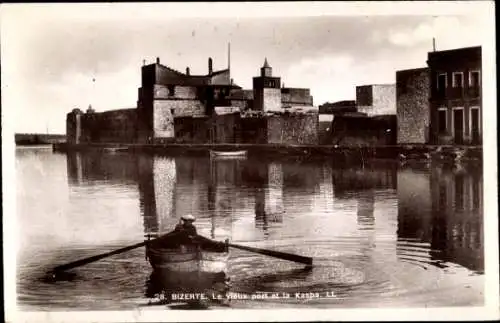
64 152 484 275
397 164 484 273
16 150 484 309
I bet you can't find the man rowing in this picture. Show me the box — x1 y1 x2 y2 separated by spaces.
151 214 227 252
174 214 198 237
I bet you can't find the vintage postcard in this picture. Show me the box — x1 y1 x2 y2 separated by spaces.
2 1 498 322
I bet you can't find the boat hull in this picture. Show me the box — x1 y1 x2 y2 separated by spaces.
145 244 230 301
147 246 228 273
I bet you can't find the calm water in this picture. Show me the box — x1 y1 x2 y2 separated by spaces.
16 147 484 310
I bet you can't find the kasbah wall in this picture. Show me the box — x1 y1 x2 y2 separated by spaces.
67 57 319 145
267 112 319 145
66 108 138 144
397 68 430 144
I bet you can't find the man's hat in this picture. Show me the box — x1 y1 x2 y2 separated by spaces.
181 214 196 222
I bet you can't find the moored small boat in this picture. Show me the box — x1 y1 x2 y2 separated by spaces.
103 147 128 153
209 150 247 159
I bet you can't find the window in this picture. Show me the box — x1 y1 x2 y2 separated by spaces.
167 85 175 96
452 72 464 88
437 73 447 90
438 107 447 134
469 70 480 87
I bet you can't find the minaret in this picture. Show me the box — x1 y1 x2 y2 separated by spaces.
261 57 272 77
252 58 282 112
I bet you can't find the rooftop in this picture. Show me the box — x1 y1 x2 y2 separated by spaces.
428 45 481 56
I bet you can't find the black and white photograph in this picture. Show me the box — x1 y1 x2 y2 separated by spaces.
2 1 498 321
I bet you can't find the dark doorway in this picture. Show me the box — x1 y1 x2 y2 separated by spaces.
470 108 480 144
438 109 447 134
453 109 464 144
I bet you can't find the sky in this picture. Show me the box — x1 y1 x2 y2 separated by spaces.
0 2 493 134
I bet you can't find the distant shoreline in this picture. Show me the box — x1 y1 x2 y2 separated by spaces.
15 133 66 146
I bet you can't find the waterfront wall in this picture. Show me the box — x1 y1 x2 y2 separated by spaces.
67 108 137 144
213 112 241 143
267 112 319 145
240 116 268 144
397 68 430 144
66 109 82 144
173 116 210 143
15 133 66 145
327 115 396 146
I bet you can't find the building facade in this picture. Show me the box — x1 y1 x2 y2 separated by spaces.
396 68 431 144
427 46 482 145
137 56 238 143
67 55 317 145
356 84 396 116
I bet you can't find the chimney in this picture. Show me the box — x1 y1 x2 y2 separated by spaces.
432 38 436 52
230 78 234 85
208 57 213 75
156 57 160 64
186 67 190 76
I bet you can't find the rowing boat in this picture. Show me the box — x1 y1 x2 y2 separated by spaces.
145 234 230 303
146 244 229 273
209 150 247 159
146 234 229 273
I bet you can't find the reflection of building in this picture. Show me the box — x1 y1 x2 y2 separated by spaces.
66 152 176 236
311 165 335 214
357 190 375 228
396 170 432 241
137 155 159 234
137 155 177 235
207 158 243 238
66 152 84 184
356 190 376 257
430 166 483 271
66 152 139 185
254 163 284 228
397 165 484 272
427 46 482 145
282 162 321 215
174 157 209 218
332 165 397 198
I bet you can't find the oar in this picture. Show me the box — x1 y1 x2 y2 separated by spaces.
51 241 148 274
228 242 313 267
49 234 174 276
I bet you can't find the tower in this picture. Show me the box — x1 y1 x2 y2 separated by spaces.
252 58 282 112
